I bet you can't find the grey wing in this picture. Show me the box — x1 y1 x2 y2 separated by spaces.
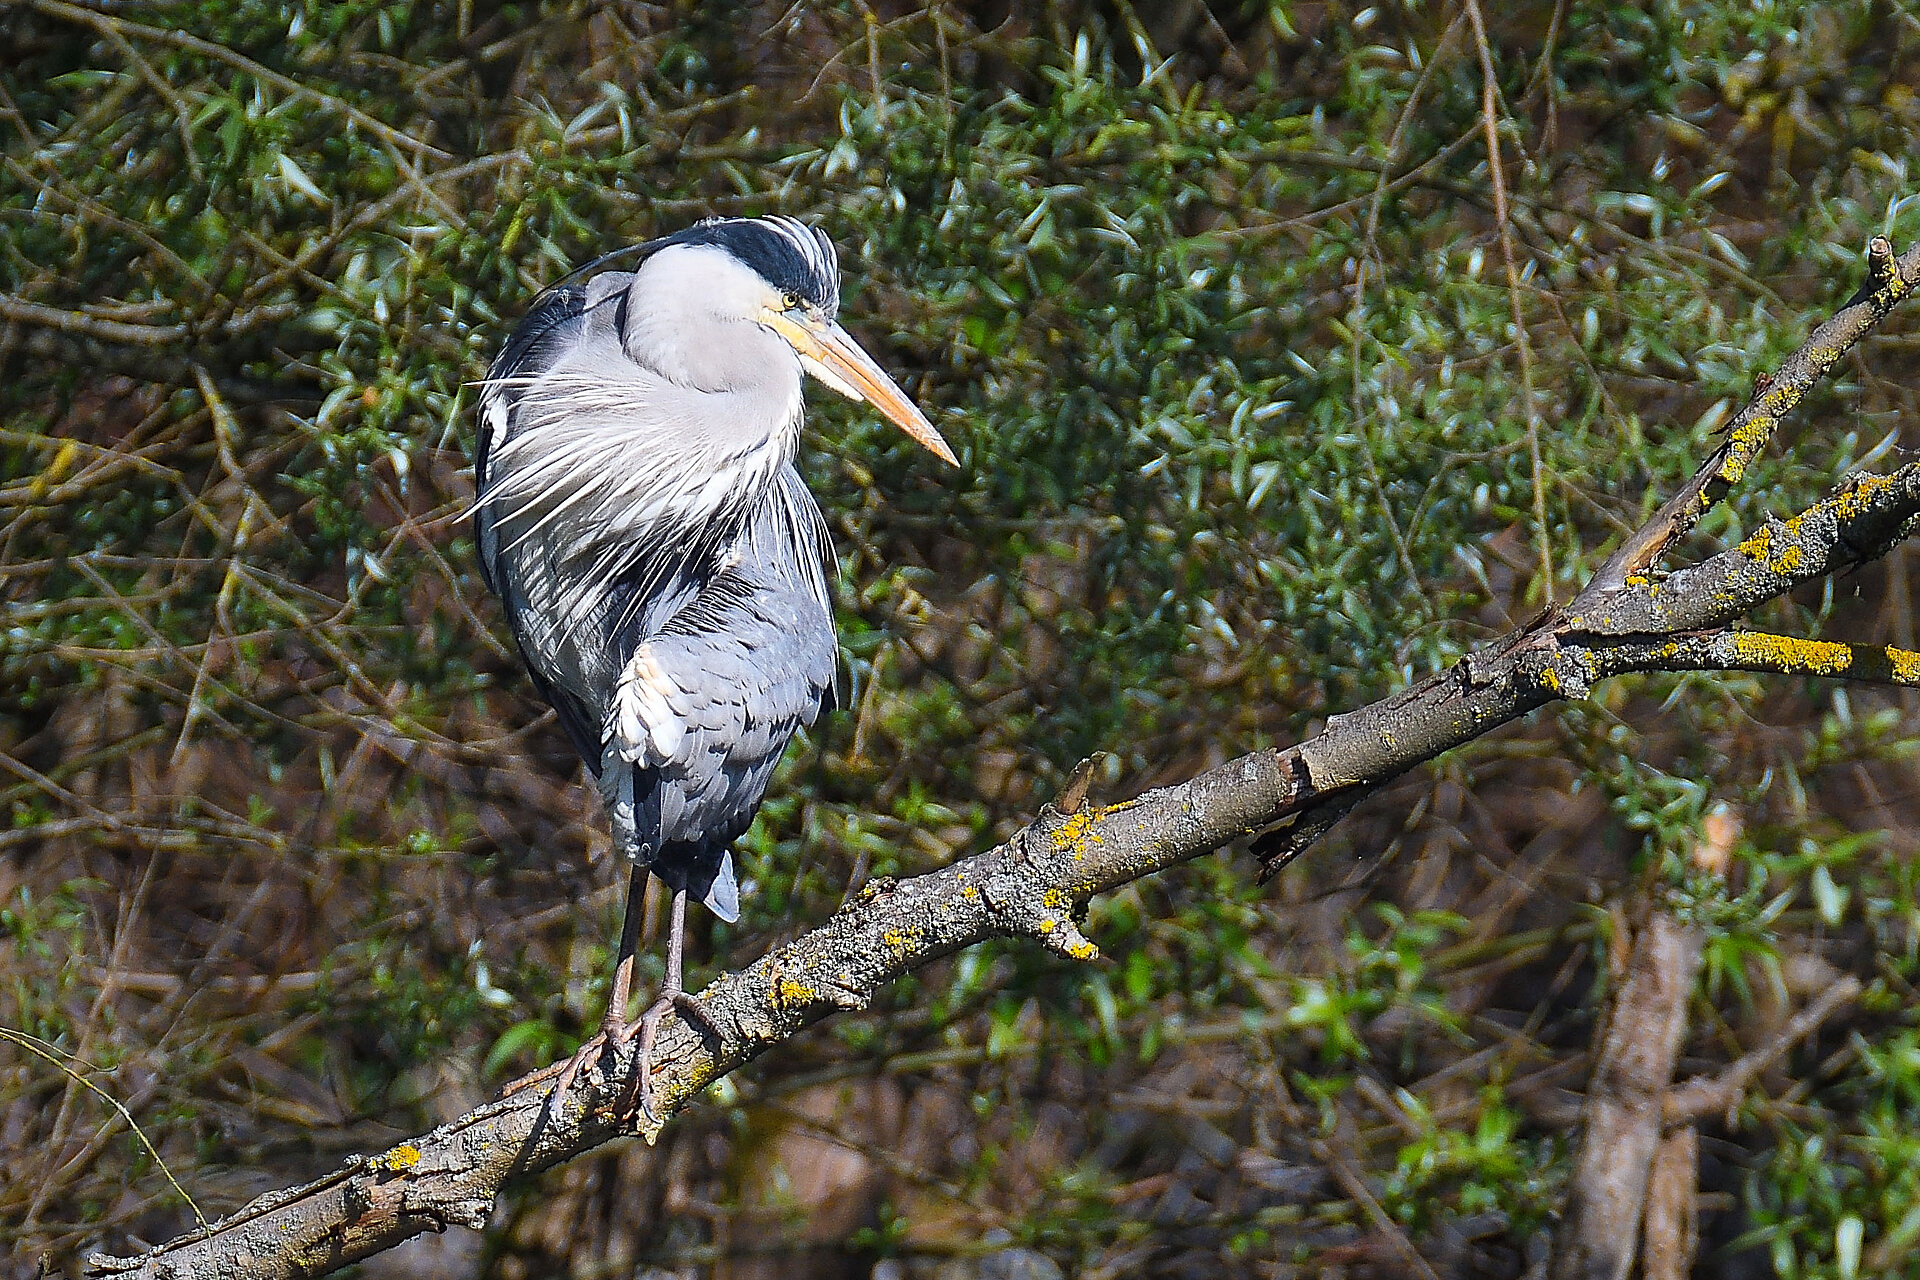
600 469 838 868
474 272 637 767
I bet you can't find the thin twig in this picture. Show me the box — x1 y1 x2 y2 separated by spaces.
0 1028 206 1231
1663 975 1863 1123
1464 0 1554 602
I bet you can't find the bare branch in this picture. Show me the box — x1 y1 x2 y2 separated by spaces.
1639 1127 1700 1280
1664 975 1863 1124
1553 913 1702 1280
1578 237 1920 599
0 295 189 346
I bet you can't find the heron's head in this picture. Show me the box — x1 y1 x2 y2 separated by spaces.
632 217 956 465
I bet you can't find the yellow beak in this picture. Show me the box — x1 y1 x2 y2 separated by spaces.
767 311 957 465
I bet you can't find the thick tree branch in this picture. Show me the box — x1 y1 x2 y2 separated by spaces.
88 239 1920 1280
1553 913 1702 1280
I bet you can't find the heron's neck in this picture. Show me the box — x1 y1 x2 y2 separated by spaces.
489 332 803 555
616 287 803 472
629 309 792 395
621 253 798 391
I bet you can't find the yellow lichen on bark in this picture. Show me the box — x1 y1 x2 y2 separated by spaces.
1735 518 1811 575
1061 936 1100 962
1717 413 1777 485
1890 647 1920 683
1048 800 1137 857
370 1144 422 1173
1833 470 1896 521
1728 631 1854 676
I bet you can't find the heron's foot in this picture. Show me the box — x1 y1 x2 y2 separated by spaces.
622 990 721 1121
668 990 722 1045
498 1012 634 1116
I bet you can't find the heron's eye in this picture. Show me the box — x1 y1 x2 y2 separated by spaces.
780 292 802 311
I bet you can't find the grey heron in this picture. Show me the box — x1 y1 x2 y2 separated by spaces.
474 215 954 1115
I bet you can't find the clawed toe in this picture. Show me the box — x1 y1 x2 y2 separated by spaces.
669 991 721 1045
506 883 723 1126
505 989 717 1124
619 989 721 1121
500 1024 610 1110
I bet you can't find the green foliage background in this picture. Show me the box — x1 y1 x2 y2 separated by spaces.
3 1 1920 1276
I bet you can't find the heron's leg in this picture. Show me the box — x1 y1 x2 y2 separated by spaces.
499 863 649 1105
627 886 720 1119
599 861 649 1041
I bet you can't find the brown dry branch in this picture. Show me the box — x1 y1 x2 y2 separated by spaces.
83 240 1920 1280
1552 912 1702 1280
1663 975 1863 1126
1553 837 1862 1280
1640 1127 1699 1280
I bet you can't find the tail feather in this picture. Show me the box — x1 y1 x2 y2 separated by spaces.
703 849 740 923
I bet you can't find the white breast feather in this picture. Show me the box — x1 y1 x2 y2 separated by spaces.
479 356 802 638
